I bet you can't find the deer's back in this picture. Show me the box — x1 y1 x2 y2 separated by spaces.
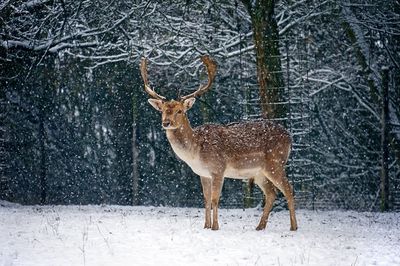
194 119 291 156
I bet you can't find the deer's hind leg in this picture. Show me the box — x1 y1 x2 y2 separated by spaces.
263 164 298 231
254 175 277 230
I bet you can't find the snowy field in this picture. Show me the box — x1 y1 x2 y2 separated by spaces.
1 201 399 266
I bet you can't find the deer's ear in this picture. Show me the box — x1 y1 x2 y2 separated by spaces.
183 98 196 111
148 99 164 111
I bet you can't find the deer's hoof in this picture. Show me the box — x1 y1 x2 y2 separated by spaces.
204 223 211 229
256 223 266 231
290 225 298 231
211 223 219 231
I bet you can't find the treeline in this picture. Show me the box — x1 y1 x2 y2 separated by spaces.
1 0 399 210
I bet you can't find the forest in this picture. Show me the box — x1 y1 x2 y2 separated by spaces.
1 0 399 211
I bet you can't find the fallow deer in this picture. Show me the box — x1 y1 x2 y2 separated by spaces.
140 55 298 231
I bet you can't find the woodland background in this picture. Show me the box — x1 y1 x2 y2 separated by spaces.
1 0 399 211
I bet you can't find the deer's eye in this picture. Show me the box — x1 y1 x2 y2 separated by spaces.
177 110 183 114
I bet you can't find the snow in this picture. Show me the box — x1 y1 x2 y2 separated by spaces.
1 202 399 266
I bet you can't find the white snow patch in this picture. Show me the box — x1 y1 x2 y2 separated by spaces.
0 204 399 266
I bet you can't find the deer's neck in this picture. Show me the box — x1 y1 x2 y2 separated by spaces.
166 116 196 153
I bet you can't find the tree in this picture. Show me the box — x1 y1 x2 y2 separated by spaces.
339 0 400 209
2 0 398 210
241 0 285 119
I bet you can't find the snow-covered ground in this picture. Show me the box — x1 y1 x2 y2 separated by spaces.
0 202 399 266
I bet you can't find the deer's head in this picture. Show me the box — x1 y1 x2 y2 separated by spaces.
140 56 217 130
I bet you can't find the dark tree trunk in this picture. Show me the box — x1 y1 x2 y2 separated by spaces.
381 67 390 211
0 90 7 198
131 118 139 205
39 103 47 205
241 0 286 119
131 76 140 206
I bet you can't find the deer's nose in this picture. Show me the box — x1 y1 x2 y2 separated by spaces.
162 120 171 128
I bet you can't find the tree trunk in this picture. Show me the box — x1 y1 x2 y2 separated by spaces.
242 0 286 119
0 91 7 199
39 103 47 205
381 67 390 211
131 88 140 205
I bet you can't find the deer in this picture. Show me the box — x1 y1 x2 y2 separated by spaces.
140 55 298 231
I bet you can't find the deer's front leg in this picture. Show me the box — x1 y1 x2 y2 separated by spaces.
211 174 224 230
200 176 211 229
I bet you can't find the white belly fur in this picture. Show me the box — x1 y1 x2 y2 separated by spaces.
223 165 261 179
170 143 259 179
173 149 258 179
189 164 259 179
187 162 259 179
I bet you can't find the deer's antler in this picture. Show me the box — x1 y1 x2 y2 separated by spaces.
180 55 217 100
140 57 166 100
